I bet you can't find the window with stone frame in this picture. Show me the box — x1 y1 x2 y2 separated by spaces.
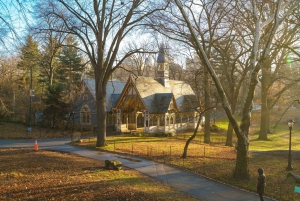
80 105 91 124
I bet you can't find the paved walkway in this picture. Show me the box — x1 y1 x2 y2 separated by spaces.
0 138 275 201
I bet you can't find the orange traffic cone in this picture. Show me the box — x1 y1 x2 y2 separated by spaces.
34 140 38 151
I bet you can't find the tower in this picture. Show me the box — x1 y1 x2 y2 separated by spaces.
156 45 169 87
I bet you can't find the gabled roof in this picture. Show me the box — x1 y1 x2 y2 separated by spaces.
154 93 173 113
114 76 197 113
83 78 96 98
82 78 126 112
167 80 198 112
111 94 121 110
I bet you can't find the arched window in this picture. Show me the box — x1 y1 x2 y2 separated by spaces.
169 99 174 110
80 105 91 125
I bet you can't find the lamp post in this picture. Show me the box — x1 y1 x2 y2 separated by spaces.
27 65 35 132
286 119 294 171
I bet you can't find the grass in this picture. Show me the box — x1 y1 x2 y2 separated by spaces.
75 109 300 201
3 108 300 200
0 148 199 201
0 122 93 139
78 135 300 201
249 123 300 151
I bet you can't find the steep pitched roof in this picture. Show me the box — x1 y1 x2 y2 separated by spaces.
154 93 174 113
157 45 168 63
82 78 126 112
168 80 198 112
132 76 170 113
115 76 197 113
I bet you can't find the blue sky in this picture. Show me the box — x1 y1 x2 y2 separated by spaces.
0 0 33 54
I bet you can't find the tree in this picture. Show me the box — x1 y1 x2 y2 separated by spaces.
43 83 69 127
39 34 63 86
57 34 86 129
57 34 84 97
173 0 300 179
212 37 251 146
258 9 300 140
0 1 26 49
0 70 13 123
17 35 41 127
37 0 169 147
17 35 40 89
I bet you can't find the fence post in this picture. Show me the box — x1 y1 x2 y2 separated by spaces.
114 141 115 151
203 146 206 174
132 144 133 155
170 145 172 156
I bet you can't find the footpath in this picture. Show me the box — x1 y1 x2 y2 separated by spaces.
0 138 275 201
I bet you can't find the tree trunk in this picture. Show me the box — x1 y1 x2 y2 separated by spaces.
182 114 202 158
259 66 269 140
225 104 236 147
95 87 107 147
204 111 210 143
259 105 269 140
233 138 249 179
174 0 251 180
225 122 233 146
204 66 210 144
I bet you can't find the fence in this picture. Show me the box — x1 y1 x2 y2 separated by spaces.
105 138 300 201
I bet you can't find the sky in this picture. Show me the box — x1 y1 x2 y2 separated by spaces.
0 0 33 54
0 0 189 67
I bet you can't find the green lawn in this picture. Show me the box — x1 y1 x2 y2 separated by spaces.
249 123 300 151
77 109 300 201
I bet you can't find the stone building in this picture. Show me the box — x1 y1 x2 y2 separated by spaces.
75 46 199 134
114 46 199 133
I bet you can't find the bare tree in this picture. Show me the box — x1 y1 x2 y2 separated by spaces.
113 41 157 80
36 0 169 146
258 8 300 139
0 55 21 123
0 1 34 52
173 0 300 179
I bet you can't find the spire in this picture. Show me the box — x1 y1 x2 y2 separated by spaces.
157 45 168 63
156 44 169 87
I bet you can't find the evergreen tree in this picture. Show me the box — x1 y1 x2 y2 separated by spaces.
17 35 40 90
57 34 83 99
17 35 41 127
43 83 69 128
